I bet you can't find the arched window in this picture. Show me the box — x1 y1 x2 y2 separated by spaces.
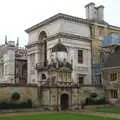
39 31 47 66
39 31 47 41
42 73 46 80
115 46 120 53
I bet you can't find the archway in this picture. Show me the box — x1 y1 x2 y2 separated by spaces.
22 63 27 84
60 94 69 110
39 31 47 40
39 31 47 67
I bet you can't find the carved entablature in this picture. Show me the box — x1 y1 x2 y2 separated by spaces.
36 60 72 72
40 78 77 88
75 66 88 72
48 59 72 71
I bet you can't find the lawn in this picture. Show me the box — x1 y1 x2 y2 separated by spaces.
96 107 120 114
0 112 119 120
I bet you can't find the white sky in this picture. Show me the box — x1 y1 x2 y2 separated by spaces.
0 0 119 46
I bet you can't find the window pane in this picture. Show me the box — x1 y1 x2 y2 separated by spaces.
110 90 118 98
78 50 83 64
78 75 84 85
110 73 117 81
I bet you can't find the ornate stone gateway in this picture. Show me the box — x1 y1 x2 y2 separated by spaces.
60 94 69 110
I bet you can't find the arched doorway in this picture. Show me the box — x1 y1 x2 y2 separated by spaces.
60 94 69 110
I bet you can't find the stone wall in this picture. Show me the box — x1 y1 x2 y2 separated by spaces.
0 85 40 107
0 84 104 110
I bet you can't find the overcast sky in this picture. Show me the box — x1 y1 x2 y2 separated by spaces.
0 0 119 46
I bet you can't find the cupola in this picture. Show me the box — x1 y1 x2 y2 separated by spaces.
51 39 68 62
52 39 67 53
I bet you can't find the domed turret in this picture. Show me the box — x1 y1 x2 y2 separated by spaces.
52 39 67 52
48 39 72 70
51 39 67 61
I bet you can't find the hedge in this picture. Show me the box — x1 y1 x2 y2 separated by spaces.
85 97 108 105
0 99 32 109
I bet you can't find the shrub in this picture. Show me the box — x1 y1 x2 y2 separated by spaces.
85 97 108 105
90 93 98 98
11 92 20 101
27 99 32 107
0 99 32 109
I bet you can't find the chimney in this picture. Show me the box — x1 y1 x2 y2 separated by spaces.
85 2 95 20
5 35 8 45
97 5 104 21
16 37 19 47
85 3 104 22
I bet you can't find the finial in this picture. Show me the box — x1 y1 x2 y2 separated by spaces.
5 35 7 44
58 38 61 43
16 37 19 47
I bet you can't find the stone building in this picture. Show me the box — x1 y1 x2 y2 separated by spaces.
0 2 120 109
85 3 120 105
0 38 27 84
85 3 120 85
25 14 92 86
25 3 106 110
102 44 120 105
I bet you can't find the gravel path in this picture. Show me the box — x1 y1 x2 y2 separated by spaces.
81 111 120 119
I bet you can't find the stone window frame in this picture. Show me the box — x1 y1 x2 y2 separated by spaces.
109 72 117 81
78 49 83 64
78 74 84 85
41 73 46 80
30 53 35 67
110 89 118 99
38 31 47 67
0 64 4 76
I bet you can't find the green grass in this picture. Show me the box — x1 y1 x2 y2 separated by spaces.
0 112 118 120
96 107 120 114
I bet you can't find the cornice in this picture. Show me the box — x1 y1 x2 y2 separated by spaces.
39 84 103 88
109 25 120 31
47 32 91 41
25 12 120 33
26 32 91 48
25 13 90 33
0 83 37 87
102 66 120 70
85 2 95 8
26 41 44 49
91 21 120 31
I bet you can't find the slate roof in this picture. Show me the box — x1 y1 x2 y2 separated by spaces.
103 45 120 68
104 53 120 68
